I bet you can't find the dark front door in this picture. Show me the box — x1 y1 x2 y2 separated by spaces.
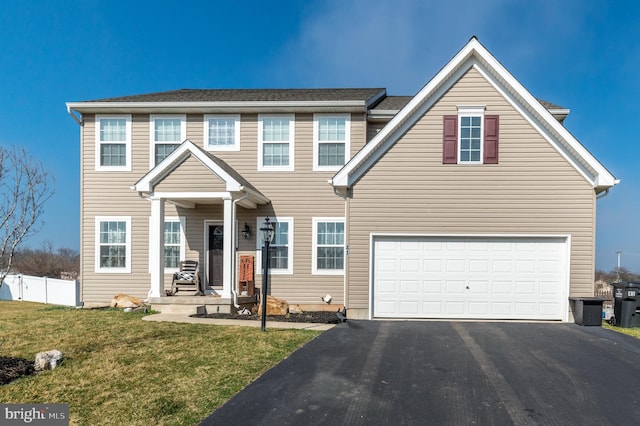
208 225 224 286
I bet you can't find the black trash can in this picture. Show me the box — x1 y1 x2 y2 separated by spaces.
570 297 607 326
611 282 640 328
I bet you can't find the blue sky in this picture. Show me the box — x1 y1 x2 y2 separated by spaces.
0 0 638 272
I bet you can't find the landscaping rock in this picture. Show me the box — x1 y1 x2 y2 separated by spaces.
34 350 63 371
110 293 142 309
257 295 289 316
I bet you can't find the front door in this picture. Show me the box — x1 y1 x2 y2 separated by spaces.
208 224 224 287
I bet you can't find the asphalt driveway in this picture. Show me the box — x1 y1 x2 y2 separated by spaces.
200 321 640 425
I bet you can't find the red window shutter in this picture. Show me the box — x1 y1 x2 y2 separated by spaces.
443 115 458 164
484 115 499 164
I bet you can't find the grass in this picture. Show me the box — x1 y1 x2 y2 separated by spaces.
0 301 320 425
602 322 640 339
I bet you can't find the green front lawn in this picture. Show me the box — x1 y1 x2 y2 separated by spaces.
0 301 320 425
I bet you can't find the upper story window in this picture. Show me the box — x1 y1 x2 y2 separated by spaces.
151 115 186 166
258 114 294 171
443 107 499 165
96 115 131 171
95 216 131 273
459 114 483 163
204 114 240 152
313 114 350 171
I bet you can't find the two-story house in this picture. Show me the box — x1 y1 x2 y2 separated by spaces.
67 37 617 321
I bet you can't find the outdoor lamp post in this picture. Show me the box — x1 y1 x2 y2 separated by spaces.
260 217 275 332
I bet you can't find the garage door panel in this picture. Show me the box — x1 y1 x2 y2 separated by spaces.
373 236 567 320
445 301 465 315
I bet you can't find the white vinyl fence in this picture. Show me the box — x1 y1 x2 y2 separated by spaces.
0 274 81 307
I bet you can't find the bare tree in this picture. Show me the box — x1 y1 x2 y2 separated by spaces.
12 242 79 279
0 146 54 286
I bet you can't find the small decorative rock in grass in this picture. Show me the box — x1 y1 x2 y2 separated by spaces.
34 350 63 371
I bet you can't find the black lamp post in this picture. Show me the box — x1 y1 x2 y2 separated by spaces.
260 217 275 332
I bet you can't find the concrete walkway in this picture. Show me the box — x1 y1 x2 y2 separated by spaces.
142 312 336 331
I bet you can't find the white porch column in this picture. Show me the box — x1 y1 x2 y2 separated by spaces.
149 197 165 297
222 197 234 298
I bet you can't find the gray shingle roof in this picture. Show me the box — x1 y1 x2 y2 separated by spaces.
370 96 412 111
84 88 386 103
537 99 567 110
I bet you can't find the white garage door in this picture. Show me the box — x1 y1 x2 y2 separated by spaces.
373 236 568 320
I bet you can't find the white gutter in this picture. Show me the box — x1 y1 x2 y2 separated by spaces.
65 100 371 115
66 104 82 125
231 192 250 308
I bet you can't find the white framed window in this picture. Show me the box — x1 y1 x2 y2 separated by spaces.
150 115 186 166
258 114 294 171
313 114 350 171
256 217 293 274
95 115 131 171
95 216 131 273
312 218 345 275
164 217 186 272
204 114 240 151
457 107 484 164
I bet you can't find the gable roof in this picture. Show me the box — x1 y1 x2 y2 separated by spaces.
132 140 269 208
331 37 618 193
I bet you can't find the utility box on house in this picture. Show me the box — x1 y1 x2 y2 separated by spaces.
611 282 640 328
570 297 608 326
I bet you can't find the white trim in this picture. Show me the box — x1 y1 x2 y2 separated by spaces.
149 114 186 167
368 232 571 321
312 217 346 275
95 115 131 171
332 38 617 191
457 107 484 164
204 114 241 152
313 113 351 172
258 114 295 172
67 99 376 114
152 191 232 200
95 216 132 273
256 216 294 275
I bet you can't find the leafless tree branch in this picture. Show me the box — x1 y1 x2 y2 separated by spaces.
0 146 55 286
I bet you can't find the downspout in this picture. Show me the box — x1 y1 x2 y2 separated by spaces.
332 181 350 311
596 188 610 200
66 105 83 125
343 194 350 311
231 192 250 308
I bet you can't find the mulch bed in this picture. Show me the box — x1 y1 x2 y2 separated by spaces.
0 356 35 386
192 310 345 324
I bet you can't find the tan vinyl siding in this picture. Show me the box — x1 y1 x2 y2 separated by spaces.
346 68 596 312
80 111 366 304
81 114 180 302
154 155 227 192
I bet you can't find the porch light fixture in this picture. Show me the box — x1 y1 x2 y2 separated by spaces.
260 217 275 332
241 223 251 239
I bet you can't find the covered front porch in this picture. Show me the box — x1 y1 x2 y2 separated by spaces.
132 140 270 308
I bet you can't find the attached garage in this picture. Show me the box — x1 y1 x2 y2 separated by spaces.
372 236 569 321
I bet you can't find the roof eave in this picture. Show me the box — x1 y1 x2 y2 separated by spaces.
66 100 373 116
